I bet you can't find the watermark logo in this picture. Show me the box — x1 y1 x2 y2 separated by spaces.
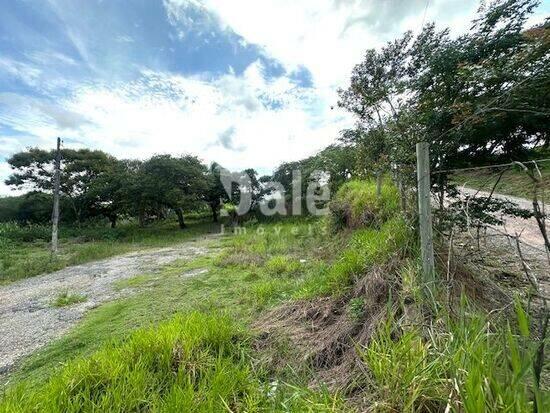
219 169 330 217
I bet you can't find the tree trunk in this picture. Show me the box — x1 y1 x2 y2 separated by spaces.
211 204 219 223
109 214 117 229
139 207 146 227
175 207 186 229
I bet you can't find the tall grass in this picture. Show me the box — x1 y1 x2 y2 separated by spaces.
361 302 549 412
0 312 345 412
296 215 414 298
328 179 399 230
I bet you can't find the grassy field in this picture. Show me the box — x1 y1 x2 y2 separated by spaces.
0 219 220 283
1 180 547 411
2 218 353 411
452 150 550 199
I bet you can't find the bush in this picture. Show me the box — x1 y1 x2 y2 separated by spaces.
328 179 399 231
361 304 549 412
297 216 414 298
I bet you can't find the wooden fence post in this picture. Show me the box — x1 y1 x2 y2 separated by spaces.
51 137 61 254
376 171 382 197
416 142 435 284
399 179 407 213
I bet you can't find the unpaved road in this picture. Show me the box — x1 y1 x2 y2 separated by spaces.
459 187 549 250
0 238 212 376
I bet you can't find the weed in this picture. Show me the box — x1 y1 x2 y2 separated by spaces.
264 255 301 277
52 292 87 307
328 179 399 231
297 216 414 298
361 305 549 412
348 297 365 321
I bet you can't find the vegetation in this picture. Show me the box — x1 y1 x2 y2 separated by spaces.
1 1 549 411
0 220 217 282
337 0 549 198
452 148 550 199
52 292 87 308
1 179 548 411
362 304 548 412
1 312 343 412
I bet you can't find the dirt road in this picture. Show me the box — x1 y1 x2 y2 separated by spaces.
459 187 549 250
0 239 211 376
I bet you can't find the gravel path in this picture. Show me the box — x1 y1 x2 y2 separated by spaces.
0 238 212 376
460 187 549 250
453 188 549 298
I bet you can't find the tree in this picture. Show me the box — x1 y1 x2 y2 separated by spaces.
83 160 141 228
205 162 230 223
6 148 120 224
138 155 208 229
338 0 549 184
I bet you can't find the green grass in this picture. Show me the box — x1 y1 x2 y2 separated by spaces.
52 292 87 308
0 312 345 412
1 219 349 411
6 219 342 385
296 216 414 298
0 219 219 283
361 303 549 412
328 179 400 230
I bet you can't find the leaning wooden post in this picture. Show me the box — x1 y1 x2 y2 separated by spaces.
398 178 407 213
51 137 61 254
416 142 435 285
376 171 382 197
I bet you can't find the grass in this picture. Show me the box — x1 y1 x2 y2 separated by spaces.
0 312 345 412
0 219 219 283
5 218 343 385
361 302 549 412
52 292 87 307
1 219 349 411
296 216 414 298
2 179 546 411
452 149 550 199
328 178 400 230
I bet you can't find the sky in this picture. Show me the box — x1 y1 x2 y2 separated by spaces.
1 0 549 194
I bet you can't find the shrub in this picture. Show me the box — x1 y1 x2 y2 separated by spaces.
328 179 399 231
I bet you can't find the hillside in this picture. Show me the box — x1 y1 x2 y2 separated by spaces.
1 181 547 412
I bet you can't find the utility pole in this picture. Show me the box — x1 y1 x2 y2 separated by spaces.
416 142 435 285
51 137 61 254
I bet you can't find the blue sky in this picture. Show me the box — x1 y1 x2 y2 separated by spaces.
1 0 549 194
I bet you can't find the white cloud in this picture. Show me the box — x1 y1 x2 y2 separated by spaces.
0 60 351 190
173 0 480 91
0 58 43 88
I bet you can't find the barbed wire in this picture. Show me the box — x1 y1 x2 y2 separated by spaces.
432 158 550 175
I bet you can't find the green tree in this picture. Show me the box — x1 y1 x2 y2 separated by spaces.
205 162 229 223
83 160 141 228
6 148 120 224
338 0 549 182
138 155 208 229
